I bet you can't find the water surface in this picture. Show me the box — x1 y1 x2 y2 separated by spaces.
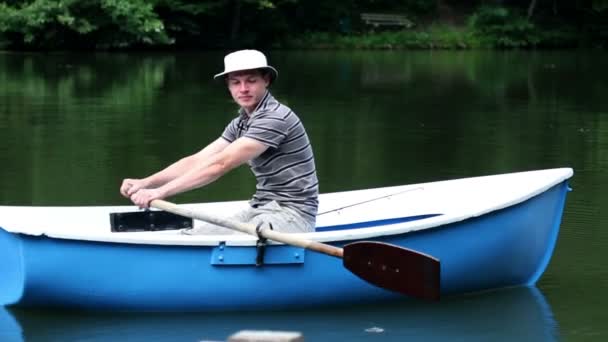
1 50 607 340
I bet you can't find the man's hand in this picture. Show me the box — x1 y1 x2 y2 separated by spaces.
120 178 148 198
129 188 165 209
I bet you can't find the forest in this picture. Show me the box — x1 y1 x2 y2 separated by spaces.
1 0 607 49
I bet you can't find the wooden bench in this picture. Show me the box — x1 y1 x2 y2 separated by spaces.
360 13 414 29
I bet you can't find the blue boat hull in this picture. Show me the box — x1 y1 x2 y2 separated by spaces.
0 181 569 311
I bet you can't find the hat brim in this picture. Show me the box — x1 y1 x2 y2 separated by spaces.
214 66 278 83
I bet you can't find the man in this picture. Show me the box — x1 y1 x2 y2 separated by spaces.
120 50 318 234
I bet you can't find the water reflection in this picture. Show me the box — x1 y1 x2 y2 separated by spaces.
2 287 558 342
0 305 21 342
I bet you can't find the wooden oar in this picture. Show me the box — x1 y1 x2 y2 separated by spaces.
151 199 441 301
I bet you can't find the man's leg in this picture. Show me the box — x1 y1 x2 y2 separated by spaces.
180 207 252 235
181 201 314 235
247 201 314 233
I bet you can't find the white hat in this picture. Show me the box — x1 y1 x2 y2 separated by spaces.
214 49 278 82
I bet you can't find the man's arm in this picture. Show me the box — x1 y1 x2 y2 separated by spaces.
129 137 268 207
120 137 229 198
146 137 231 187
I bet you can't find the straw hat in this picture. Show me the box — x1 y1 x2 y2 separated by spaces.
214 50 278 82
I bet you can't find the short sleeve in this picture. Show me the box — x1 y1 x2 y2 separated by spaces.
221 117 241 143
243 113 288 148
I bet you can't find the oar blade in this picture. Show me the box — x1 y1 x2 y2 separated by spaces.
343 241 440 300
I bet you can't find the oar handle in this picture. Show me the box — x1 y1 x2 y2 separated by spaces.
151 200 344 258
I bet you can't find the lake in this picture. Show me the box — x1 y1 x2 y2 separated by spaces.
0 50 607 341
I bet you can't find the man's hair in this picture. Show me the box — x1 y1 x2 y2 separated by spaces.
258 68 271 77
258 68 274 84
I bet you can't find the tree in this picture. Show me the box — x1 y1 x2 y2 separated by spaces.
0 0 171 48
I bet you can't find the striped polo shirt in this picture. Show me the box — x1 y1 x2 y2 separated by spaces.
221 91 319 225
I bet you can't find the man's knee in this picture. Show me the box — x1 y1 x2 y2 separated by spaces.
250 212 310 233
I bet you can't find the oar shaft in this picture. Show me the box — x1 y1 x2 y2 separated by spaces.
259 228 344 258
151 200 344 258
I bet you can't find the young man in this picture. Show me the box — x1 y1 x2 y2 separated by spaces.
120 50 318 234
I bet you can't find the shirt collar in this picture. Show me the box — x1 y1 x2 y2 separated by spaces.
238 90 274 119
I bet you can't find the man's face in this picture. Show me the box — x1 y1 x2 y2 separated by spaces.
226 70 270 114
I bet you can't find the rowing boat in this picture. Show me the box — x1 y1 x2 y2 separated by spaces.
0 168 572 311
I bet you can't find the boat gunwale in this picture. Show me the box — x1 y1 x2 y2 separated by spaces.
0 168 573 247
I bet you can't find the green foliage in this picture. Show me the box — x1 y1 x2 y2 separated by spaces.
424 24 476 49
0 0 171 48
468 6 540 48
286 26 475 50
0 0 606 50
536 27 580 48
100 0 169 44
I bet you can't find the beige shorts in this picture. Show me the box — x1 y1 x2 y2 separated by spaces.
181 200 314 235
